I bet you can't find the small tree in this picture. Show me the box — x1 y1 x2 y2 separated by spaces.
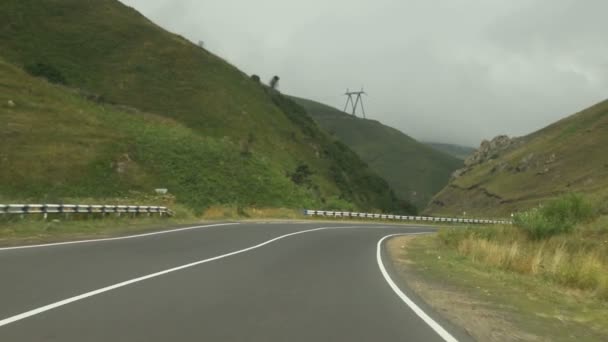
270 75 280 90
250 74 261 83
290 163 312 185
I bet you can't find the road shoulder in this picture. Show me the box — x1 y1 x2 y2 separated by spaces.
0 218 214 247
386 235 608 342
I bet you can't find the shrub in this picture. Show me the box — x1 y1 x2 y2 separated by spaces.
24 62 67 84
290 163 312 185
514 194 595 240
398 199 418 216
324 196 356 211
543 193 595 224
513 209 558 240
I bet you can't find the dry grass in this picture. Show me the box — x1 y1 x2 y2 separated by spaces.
440 216 608 300
201 206 303 220
388 236 544 342
392 234 608 341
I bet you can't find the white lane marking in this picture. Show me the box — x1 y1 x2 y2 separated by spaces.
0 225 364 327
0 223 239 252
0 226 433 328
377 234 459 342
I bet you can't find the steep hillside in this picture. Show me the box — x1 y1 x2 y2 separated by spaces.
425 142 475 160
290 96 463 209
0 0 409 213
0 58 310 210
426 100 608 217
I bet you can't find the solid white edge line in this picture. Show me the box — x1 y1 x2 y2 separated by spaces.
377 234 459 342
0 223 239 251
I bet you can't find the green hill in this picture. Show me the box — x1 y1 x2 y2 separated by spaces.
290 96 463 209
425 142 475 160
0 0 410 214
426 100 608 217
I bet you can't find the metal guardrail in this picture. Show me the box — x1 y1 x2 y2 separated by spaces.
304 210 510 225
0 204 173 218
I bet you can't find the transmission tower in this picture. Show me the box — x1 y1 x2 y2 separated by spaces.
343 88 367 118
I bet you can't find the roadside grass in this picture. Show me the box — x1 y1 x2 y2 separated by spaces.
437 195 607 300
201 206 304 221
0 214 198 246
438 218 608 301
390 235 608 341
392 195 608 340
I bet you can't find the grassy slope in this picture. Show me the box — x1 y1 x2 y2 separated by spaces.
290 96 463 209
425 142 475 160
427 100 608 216
0 58 314 210
0 0 406 213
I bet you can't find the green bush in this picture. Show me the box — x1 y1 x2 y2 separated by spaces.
543 193 595 224
514 194 595 240
398 199 419 216
290 163 313 186
513 209 558 240
323 196 356 211
24 62 67 84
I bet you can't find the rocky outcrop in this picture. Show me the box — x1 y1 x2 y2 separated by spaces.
464 135 515 167
113 153 133 174
450 135 520 180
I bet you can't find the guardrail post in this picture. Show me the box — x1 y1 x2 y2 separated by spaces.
64 205 71 220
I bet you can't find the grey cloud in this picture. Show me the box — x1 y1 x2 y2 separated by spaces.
120 0 608 146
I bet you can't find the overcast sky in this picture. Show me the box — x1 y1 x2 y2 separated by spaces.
120 0 608 146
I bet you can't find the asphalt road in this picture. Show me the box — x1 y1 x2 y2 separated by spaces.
0 222 472 341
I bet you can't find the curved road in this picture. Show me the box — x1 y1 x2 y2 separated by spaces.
0 222 472 341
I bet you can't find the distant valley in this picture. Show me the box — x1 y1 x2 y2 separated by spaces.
290 96 463 209
425 142 475 160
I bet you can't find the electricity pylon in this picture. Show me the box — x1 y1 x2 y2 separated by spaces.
343 88 367 118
